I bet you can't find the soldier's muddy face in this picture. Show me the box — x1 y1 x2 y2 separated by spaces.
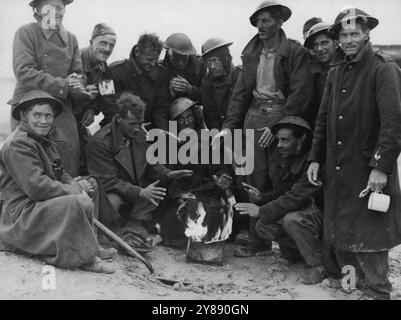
255 11 282 41
177 109 196 131
90 34 117 64
135 47 160 73
276 128 304 159
116 111 144 138
313 34 337 64
168 51 190 71
339 24 370 59
205 57 225 79
21 103 55 138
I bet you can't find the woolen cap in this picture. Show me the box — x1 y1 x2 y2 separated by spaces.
91 23 117 40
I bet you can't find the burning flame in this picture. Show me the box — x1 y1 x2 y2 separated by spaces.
184 201 208 242
184 192 235 244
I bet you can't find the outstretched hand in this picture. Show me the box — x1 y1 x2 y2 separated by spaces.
257 127 275 148
166 170 194 181
235 203 260 218
140 180 167 206
241 182 262 203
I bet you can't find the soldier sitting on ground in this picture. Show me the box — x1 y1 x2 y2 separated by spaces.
0 90 116 274
86 92 192 241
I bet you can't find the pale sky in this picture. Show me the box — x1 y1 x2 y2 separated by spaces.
0 0 400 121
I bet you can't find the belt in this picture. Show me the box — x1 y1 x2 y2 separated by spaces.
250 98 286 114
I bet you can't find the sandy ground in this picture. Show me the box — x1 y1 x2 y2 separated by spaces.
1 243 401 300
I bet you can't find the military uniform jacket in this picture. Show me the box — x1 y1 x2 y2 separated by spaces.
258 146 323 225
86 120 171 204
309 42 401 252
222 29 314 130
308 58 331 126
78 46 117 126
201 64 241 130
109 46 172 131
161 54 203 101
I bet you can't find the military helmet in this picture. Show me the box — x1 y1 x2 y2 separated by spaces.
249 0 292 27
164 33 197 55
13 90 64 121
304 22 332 49
329 8 379 35
170 97 198 120
271 116 312 136
29 0 74 7
201 38 233 57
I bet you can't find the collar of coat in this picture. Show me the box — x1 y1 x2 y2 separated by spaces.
18 124 57 148
105 118 147 152
242 29 291 60
277 148 309 176
81 46 107 73
308 56 332 74
36 22 69 46
128 45 160 81
330 41 373 67
289 149 309 176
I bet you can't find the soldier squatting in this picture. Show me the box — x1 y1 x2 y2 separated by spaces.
1 0 401 300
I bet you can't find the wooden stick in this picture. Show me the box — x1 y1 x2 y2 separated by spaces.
94 219 154 274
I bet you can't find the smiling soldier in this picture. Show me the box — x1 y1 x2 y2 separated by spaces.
76 23 118 175
307 8 401 300
9 0 95 177
236 116 326 284
0 90 116 274
304 23 339 125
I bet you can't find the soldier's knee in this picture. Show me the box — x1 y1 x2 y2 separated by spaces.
107 193 123 212
282 212 303 233
255 219 275 241
74 194 95 212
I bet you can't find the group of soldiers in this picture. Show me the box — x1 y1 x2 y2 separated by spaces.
0 0 401 300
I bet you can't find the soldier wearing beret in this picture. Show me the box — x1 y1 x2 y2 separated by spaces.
76 23 118 175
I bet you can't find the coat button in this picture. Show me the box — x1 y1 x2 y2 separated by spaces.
338 115 344 120
337 141 343 146
348 65 353 70
341 89 347 94
335 166 341 171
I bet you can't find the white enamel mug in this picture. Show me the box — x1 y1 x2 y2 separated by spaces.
368 192 391 213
